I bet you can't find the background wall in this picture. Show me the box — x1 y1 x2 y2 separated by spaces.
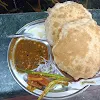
0 0 100 14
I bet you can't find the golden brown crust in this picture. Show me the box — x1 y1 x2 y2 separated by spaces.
52 19 100 80
45 1 92 46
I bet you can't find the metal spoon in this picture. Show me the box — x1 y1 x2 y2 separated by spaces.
7 34 47 41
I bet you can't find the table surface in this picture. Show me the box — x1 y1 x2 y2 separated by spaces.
0 10 100 100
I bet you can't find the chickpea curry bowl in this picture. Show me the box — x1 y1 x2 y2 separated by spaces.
8 36 70 100
8 37 50 72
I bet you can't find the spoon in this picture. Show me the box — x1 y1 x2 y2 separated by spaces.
7 34 47 41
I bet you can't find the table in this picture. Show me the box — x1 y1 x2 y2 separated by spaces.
0 10 100 100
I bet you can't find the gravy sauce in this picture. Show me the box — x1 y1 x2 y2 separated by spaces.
14 39 48 71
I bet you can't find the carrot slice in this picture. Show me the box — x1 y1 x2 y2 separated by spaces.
38 77 50 86
28 74 43 81
28 77 43 81
28 74 50 86
27 80 42 89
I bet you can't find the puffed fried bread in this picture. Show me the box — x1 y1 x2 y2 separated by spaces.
52 18 100 80
45 1 92 46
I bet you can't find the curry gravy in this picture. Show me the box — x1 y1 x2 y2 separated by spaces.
14 39 48 71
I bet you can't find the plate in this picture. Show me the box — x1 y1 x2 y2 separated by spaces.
7 19 89 100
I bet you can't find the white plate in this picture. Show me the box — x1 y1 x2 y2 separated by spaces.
7 19 89 100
